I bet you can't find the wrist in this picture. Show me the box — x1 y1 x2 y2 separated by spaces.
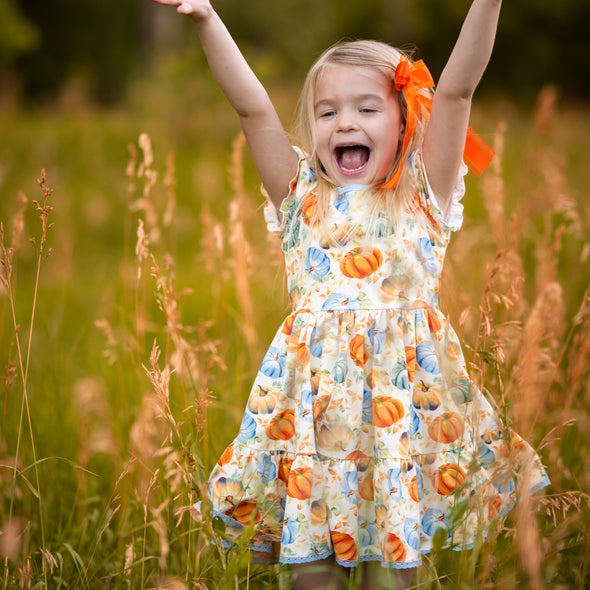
184 4 215 25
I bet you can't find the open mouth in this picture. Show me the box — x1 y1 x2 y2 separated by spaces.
335 145 371 174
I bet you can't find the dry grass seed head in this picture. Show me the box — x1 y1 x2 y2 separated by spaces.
513 281 564 434
481 121 507 247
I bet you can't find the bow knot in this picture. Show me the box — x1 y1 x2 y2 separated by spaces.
381 54 494 190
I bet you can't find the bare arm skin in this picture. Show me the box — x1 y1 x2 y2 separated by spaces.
422 0 502 213
149 1 298 208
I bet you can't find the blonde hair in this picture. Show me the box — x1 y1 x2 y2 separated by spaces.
296 40 430 234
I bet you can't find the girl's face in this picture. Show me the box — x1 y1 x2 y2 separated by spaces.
313 64 404 187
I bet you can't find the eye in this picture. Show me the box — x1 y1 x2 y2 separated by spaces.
319 110 336 119
360 107 377 114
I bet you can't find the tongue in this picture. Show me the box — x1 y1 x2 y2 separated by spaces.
340 147 369 171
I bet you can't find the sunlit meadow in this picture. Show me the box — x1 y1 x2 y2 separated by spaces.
1 56 589 588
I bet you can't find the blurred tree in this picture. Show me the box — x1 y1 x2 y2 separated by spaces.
7 0 590 103
0 0 39 65
16 0 143 104
411 0 590 99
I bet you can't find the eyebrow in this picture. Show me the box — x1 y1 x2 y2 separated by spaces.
314 93 385 110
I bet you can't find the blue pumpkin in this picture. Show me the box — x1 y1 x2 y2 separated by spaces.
477 441 495 468
422 509 448 537
416 341 441 374
282 519 299 545
309 326 324 357
342 471 359 505
388 468 403 502
305 247 331 280
260 347 286 378
450 378 473 405
359 522 379 547
257 453 278 484
236 413 256 442
333 354 348 384
404 518 420 550
335 191 352 214
417 237 438 273
391 361 410 390
321 293 360 311
492 472 515 494
368 323 385 354
362 389 373 423
410 407 420 436
300 389 313 418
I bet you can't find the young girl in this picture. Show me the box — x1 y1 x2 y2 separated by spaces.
150 1 550 588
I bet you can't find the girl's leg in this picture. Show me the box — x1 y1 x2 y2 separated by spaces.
291 556 350 590
359 563 415 590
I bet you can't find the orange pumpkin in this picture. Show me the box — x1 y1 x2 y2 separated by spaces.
349 334 369 368
310 499 327 526
282 314 295 336
296 343 310 370
313 394 331 421
384 533 407 562
359 471 374 501
217 443 234 467
412 382 441 411
405 346 416 384
310 500 328 526
227 501 260 525
247 386 278 415
278 456 293 485
427 412 464 444
408 475 420 502
426 308 443 333
302 194 319 226
288 466 313 500
331 531 357 562
434 463 467 495
265 409 295 441
372 395 404 428
340 247 383 279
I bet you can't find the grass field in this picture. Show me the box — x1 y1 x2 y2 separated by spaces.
1 60 590 588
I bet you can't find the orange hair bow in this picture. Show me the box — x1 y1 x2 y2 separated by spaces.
381 54 494 190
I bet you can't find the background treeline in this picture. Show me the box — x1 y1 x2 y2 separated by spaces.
3 0 590 105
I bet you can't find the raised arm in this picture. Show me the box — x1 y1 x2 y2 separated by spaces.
149 1 298 207
422 0 502 213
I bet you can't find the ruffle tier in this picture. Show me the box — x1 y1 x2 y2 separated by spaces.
207 307 550 568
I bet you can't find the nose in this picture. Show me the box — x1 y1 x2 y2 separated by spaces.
335 109 359 132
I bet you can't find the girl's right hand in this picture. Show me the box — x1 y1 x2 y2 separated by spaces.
149 0 213 23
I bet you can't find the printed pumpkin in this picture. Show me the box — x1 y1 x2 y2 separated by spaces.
278 456 293 485
247 386 278 415
287 466 313 500
340 247 383 278
265 409 295 441
331 531 358 562
412 382 441 411
226 501 260 525
427 412 464 444
383 533 407 563
372 395 404 428
434 463 467 496
349 334 369 368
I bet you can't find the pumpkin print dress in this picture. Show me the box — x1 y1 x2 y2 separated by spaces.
206 146 550 569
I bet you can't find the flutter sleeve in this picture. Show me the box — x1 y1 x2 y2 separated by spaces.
409 148 469 232
263 146 316 237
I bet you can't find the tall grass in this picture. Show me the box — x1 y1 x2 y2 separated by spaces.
0 76 589 588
